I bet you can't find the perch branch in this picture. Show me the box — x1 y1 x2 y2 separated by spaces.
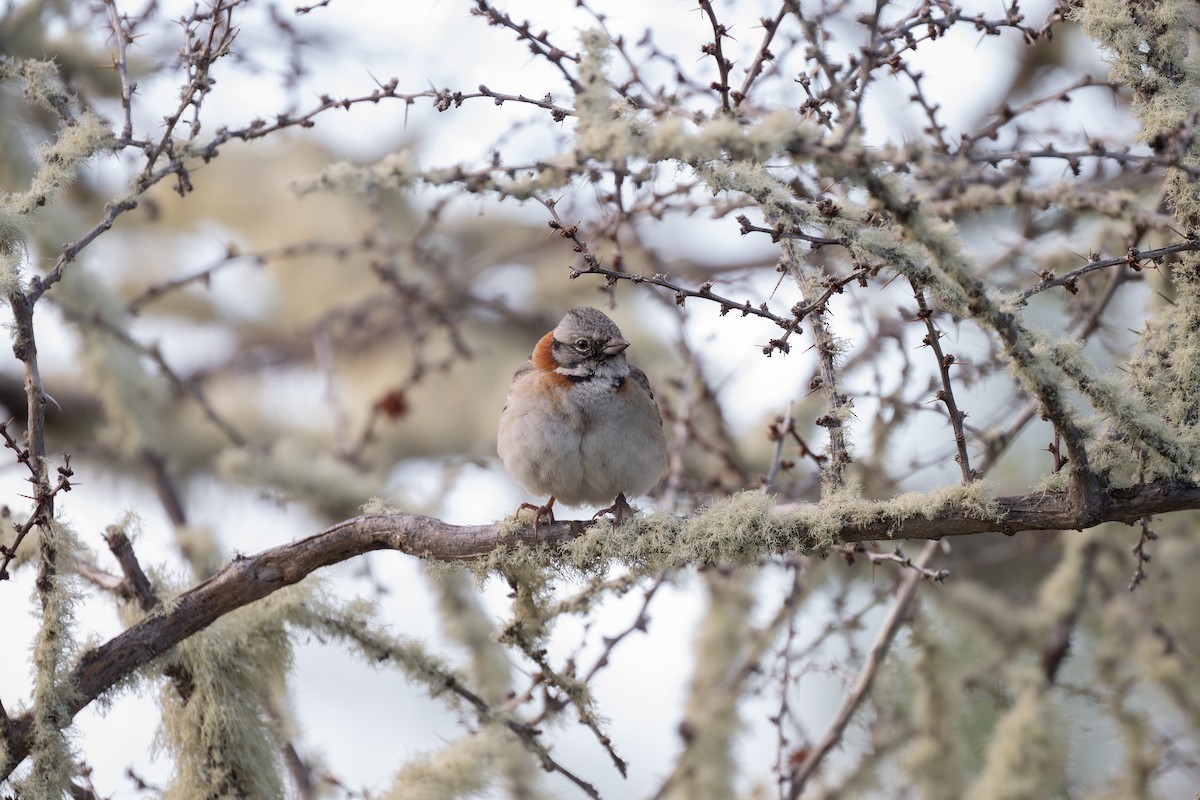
2 480 1200 776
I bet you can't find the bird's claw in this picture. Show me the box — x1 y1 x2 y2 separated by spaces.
518 497 556 539
592 493 634 526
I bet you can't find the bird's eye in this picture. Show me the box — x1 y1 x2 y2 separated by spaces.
574 338 591 352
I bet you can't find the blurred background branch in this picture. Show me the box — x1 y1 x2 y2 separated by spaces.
1 0 1199 797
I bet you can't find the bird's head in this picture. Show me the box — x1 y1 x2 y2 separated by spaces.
550 307 631 379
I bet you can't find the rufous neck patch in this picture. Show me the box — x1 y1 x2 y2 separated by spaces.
531 330 558 371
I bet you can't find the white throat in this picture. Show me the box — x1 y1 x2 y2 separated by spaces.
556 356 630 381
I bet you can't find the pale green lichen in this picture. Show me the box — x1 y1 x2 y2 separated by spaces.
19 520 84 800
15 60 70 115
560 493 769 572
814 142 1105 483
380 726 507 800
545 571 643 619
2 109 113 216
809 480 1000 546
1030 526 1101 643
0 61 112 297
661 571 754 800
322 32 823 209
291 595 486 720
558 484 1000 575
295 592 549 799
17 110 113 211
362 496 401 515
55 268 171 458
487 167 568 201
574 29 629 162
492 507 542 542
1073 0 1200 463
680 489 782 554
642 110 814 166
904 615 966 800
428 567 511 705
492 730 544 800
291 149 417 196
494 556 554 650
155 586 306 800
1041 336 1200 481
1105 696 1156 800
217 438 380 519
1122 291 1200 458
420 160 574 201
1030 467 1071 495
0 207 29 295
698 158 800 210
1073 0 1198 146
965 676 1066 800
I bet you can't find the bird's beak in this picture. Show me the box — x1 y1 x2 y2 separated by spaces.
603 338 630 356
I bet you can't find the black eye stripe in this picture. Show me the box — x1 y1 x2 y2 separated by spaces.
554 337 599 351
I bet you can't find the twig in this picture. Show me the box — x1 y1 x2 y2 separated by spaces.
764 402 793 491
770 561 803 799
785 539 939 796
542 200 796 330
103 0 136 142
697 0 734 114
0 428 74 581
294 0 334 13
773 209 850 487
1128 516 1157 591
1041 541 1099 683
143 449 189 527
56 303 248 447
910 283 974 482
583 570 671 683
103 525 160 611
736 2 796 107
469 1 583 94
660 343 701 510
1017 241 1193 303
843 543 950 583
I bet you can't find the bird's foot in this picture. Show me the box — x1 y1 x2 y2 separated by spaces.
518 496 556 538
592 493 634 526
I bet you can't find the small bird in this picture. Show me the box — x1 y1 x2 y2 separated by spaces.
498 307 668 528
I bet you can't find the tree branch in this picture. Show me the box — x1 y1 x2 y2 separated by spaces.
786 539 938 796
2 480 1199 777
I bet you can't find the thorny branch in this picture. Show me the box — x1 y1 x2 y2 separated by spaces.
841 542 950 584
1017 240 1195 302
5 0 1200 794
697 0 735 114
54 303 249 447
4 480 1200 777
735 2 795 107
28 3 585 304
583 569 673 683
469 0 583 94
911 283 974 482
1128 516 1158 591
786 540 940 796
1 288 75 582
0 426 73 581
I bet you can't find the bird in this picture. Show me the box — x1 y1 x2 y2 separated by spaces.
498 307 668 528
